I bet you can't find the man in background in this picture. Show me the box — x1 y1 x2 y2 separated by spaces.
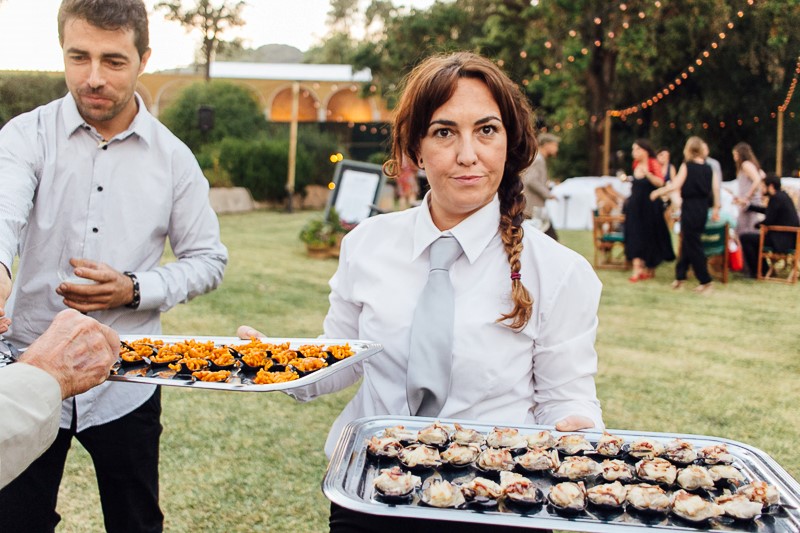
0 1 227 531
522 132 560 240
739 173 800 277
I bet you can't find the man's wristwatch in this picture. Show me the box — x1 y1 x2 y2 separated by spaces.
123 271 141 309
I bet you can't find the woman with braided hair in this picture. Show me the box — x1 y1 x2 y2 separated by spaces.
238 51 603 531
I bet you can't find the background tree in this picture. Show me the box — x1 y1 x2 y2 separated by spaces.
318 0 800 177
154 0 247 81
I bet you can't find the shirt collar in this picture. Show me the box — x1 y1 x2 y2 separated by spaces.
412 192 501 264
62 92 153 146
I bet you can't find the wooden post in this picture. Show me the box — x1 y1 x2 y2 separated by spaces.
602 112 611 176
776 108 784 176
286 81 300 213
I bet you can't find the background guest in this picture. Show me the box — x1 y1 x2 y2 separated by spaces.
731 142 765 236
625 139 675 281
651 137 714 293
657 147 681 229
739 173 800 278
521 132 560 240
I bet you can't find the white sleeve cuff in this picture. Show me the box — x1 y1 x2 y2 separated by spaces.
133 270 165 311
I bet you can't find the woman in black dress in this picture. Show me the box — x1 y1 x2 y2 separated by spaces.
624 139 675 281
651 136 714 293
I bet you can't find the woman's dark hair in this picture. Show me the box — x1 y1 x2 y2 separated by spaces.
58 0 150 59
386 52 537 329
732 142 761 171
633 138 657 159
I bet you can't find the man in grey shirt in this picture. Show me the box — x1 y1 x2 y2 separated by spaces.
0 1 227 531
521 132 560 240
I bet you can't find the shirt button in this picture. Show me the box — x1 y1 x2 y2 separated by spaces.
92 228 99 233
97 186 104 192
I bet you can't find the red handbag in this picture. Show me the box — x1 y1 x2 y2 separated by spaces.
728 236 744 271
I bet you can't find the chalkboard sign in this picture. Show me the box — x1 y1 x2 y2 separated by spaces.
324 160 386 224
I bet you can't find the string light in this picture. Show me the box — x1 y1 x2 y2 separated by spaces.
532 1 663 80
778 56 800 113
608 0 756 118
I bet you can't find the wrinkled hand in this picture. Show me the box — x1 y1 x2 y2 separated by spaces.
0 265 11 334
55 259 134 313
555 415 596 432
237 325 266 339
19 309 119 399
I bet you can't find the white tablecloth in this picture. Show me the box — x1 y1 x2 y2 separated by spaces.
547 176 631 230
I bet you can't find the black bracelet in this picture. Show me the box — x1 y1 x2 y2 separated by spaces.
123 271 141 309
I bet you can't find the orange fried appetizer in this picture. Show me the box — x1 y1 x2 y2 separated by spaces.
328 343 354 360
253 368 299 385
192 370 231 382
288 357 327 373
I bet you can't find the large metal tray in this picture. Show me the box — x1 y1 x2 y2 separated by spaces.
323 416 800 532
107 335 382 392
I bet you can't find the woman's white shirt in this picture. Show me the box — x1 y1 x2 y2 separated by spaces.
289 193 603 456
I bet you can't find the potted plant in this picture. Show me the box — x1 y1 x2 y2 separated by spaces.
299 207 352 259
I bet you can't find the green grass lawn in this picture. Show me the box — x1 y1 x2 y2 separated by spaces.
55 210 800 532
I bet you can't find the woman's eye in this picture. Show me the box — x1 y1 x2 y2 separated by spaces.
480 125 498 135
433 128 452 138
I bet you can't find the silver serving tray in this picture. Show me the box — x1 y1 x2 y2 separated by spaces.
323 416 800 532
108 335 382 392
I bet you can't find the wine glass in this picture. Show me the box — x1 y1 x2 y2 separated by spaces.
57 240 95 285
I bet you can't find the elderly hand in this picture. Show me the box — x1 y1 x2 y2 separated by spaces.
0 265 11 334
19 309 119 399
237 325 266 339
555 415 596 432
55 259 134 313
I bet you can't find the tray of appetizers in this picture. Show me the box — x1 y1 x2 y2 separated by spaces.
322 416 800 532
106 335 382 392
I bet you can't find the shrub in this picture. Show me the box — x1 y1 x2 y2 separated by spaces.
217 130 347 201
0 74 66 126
218 137 290 201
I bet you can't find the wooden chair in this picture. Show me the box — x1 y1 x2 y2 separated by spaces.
757 225 800 284
593 210 627 270
700 221 729 284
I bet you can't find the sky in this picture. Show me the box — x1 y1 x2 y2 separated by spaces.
0 0 434 72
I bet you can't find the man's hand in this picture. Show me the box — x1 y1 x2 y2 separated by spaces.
237 325 266 339
19 309 119 399
0 265 12 334
55 259 134 312
555 415 596 432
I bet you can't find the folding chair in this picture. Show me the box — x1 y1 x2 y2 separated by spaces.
700 221 729 284
757 225 800 284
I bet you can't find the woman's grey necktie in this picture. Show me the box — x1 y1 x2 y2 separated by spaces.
406 235 464 416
